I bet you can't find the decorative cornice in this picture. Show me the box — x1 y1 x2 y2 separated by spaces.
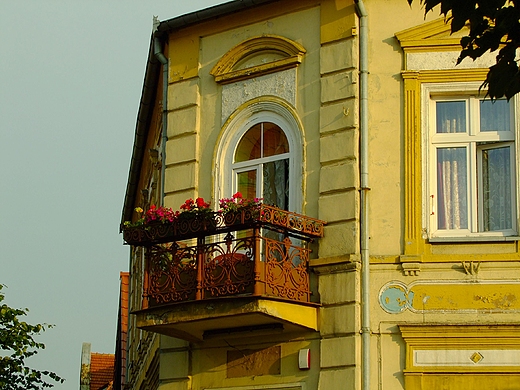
210 35 306 84
396 17 465 52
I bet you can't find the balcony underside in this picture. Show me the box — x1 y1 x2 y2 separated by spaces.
135 296 319 342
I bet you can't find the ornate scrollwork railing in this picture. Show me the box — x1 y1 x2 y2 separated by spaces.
127 206 325 308
142 230 317 308
258 205 325 238
122 205 325 246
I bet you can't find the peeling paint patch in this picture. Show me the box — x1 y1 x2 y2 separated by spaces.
379 280 520 314
227 346 281 378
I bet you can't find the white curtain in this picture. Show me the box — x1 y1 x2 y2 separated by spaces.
437 148 468 230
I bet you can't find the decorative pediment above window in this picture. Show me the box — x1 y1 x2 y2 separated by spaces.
395 18 494 71
210 35 306 84
395 17 467 53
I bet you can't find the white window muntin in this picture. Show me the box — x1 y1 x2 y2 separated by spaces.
423 83 519 238
232 152 291 170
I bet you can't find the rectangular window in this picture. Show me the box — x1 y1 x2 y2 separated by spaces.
427 91 517 238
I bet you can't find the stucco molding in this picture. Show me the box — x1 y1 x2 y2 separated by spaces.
210 35 306 84
399 324 520 372
213 96 305 214
395 17 464 53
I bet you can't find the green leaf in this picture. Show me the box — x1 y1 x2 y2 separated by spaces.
0 284 64 389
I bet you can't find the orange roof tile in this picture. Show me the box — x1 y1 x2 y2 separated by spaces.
114 272 129 388
90 353 114 390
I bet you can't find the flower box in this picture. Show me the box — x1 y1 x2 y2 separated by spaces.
123 215 218 245
122 196 326 246
222 206 259 227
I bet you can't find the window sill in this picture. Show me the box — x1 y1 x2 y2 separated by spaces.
428 236 520 243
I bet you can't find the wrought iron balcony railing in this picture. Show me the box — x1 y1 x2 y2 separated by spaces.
122 206 325 308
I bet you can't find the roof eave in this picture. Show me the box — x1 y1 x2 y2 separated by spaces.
156 0 280 37
121 36 161 227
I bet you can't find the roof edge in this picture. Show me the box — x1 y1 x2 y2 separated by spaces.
121 35 160 227
156 0 280 36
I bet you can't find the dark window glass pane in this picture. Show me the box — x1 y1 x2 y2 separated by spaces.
235 124 261 162
235 122 289 162
436 101 466 133
263 122 289 157
237 170 257 200
263 159 289 210
480 99 511 132
482 146 512 231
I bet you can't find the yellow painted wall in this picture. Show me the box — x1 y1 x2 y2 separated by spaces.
126 1 520 390
363 0 434 257
157 1 361 389
360 1 520 390
191 335 321 390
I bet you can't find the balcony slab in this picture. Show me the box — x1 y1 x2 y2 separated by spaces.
135 297 319 342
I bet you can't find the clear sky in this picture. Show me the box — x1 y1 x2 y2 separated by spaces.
0 1 226 388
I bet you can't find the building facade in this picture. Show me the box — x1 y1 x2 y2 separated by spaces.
120 1 520 389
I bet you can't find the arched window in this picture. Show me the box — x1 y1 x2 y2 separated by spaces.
215 99 303 212
234 122 290 209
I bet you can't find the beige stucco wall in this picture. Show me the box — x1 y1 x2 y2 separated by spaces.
199 5 321 210
162 0 361 259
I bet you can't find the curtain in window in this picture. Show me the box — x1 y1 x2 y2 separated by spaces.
437 148 468 230
436 101 466 133
263 159 289 209
480 99 510 132
482 146 512 231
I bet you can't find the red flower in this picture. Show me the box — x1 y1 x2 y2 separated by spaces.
180 199 194 211
196 197 210 209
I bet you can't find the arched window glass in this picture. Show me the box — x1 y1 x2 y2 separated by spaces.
215 99 303 214
233 122 290 210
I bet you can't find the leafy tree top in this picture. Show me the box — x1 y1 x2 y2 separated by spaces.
409 0 520 99
0 285 64 389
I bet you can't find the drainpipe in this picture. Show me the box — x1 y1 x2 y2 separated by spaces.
153 17 168 205
354 1 370 390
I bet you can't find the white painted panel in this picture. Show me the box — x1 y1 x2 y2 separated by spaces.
414 349 520 366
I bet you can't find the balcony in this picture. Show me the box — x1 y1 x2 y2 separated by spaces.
123 205 325 342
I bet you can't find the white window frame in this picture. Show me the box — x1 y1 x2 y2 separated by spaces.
233 152 292 198
422 82 519 239
214 100 303 213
